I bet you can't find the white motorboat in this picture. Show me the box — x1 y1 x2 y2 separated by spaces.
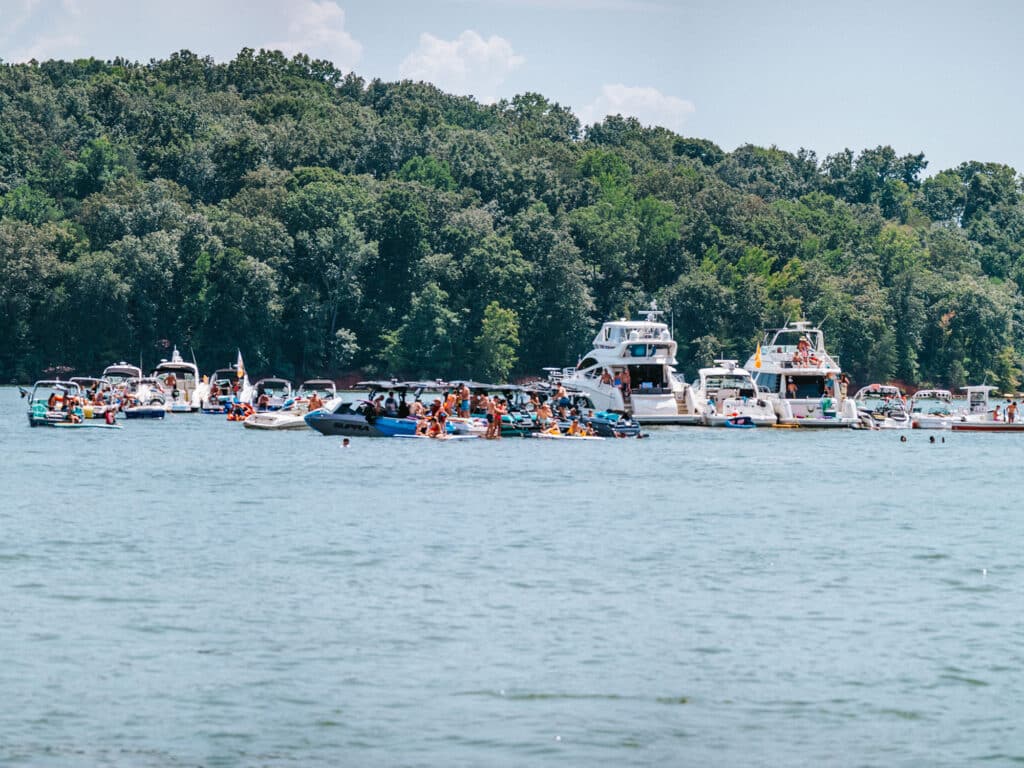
122 377 168 418
252 377 294 411
909 389 955 429
102 362 143 396
69 377 117 419
559 306 702 424
205 365 254 410
152 347 208 412
950 386 1024 432
296 379 338 402
745 321 858 427
852 384 911 429
695 360 777 426
243 400 307 430
242 379 337 430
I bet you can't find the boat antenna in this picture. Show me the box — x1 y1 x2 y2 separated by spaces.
190 346 199 371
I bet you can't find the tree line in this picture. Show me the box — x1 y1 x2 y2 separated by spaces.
1 48 1022 390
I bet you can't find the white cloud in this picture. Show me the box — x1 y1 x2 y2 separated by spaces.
578 83 695 132
265 0 362 71
7 32 82 62
399 30 524 103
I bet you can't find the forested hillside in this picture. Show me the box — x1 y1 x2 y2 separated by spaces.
1 48 1022 388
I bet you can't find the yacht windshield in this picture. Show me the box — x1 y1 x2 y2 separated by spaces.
704 374 753 392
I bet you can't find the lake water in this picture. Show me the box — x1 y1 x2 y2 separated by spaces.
1 386 1022 766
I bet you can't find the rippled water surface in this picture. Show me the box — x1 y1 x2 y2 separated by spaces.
1 386 1022 766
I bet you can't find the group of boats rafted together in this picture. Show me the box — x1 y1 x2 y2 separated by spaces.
21 311 1024 436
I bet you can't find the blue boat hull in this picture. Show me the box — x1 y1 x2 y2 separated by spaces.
304 412 419 437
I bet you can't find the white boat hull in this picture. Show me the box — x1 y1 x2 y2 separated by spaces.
912 416 953 430
773 397 858 428
243 412 308 430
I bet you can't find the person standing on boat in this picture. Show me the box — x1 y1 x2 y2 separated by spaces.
459 383 471 417
787 379 798 398
1009 401 1018 423
307 391 323 412
491 397 506 439
555 383 569 419
620 367 632 396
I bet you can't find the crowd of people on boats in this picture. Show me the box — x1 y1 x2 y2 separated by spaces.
358 382 603 439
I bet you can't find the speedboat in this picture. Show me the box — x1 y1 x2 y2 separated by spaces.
122 377 167 418
745 321 858 427
909 389 955 429
951 386 1024 431
695 360 776 426
204 365 254 412
243 400 308 430
101 362 143 390
558 304 702 424
25 380 84 426
152 347 208 412
69 377 117 419
305 397 422 437
296 379 338 402
852 384 911 429
252 377 293 411
102 362 147 403
243 379 341 431
24 380 120 428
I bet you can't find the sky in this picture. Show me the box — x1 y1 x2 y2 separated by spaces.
1 0 1023 174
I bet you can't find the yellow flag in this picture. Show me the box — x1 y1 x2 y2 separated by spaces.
754 344 762 369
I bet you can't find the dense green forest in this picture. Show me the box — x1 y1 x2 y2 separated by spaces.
2 48 1022 389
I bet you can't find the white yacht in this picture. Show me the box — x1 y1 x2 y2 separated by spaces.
152 347 208 412
559 308 702 424
744 321 858 427
852 384 911 429
909 389 955 430
695 360 777 426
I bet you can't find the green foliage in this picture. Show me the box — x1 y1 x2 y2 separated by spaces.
475 302 520 382
1 48 1023 388
381 282 459 377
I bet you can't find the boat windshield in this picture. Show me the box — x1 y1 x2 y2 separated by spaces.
703 374 755 394
768 329 822 351
911 397 954 415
